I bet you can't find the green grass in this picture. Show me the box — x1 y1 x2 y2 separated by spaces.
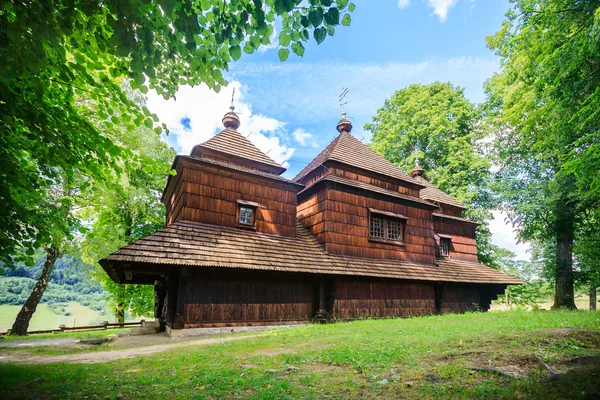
0 311 599 399
0 302 103 333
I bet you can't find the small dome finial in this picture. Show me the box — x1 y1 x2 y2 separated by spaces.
222 87 240 129
336 115 352 133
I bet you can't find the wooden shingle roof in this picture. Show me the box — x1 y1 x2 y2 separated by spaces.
193 128 283 170
412 175 466 209
101 221 521 285
293 131 421 186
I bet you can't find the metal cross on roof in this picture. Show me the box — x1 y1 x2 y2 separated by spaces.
339 87 348 118
230 87 236 112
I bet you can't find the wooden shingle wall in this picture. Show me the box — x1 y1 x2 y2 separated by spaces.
167 159 299 237
333 279 436 319
300 162 421 198
433 218 478 262
298 183 437 263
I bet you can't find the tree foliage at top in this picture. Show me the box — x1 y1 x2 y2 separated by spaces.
0 0 354 267
485 0 600 308
365 82 508 270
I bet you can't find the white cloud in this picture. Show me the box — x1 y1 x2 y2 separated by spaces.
489 210 531 261
428 0 459 22
146 81 294 168
292 128 318 147
397 0 411 9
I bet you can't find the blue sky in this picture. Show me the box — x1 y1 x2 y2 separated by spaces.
147 0 530 259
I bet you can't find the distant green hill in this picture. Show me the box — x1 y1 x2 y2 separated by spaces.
0 255 110 330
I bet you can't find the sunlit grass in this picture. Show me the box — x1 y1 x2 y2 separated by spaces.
0 310 599 399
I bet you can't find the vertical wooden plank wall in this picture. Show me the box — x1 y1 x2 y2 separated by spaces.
440 285 481 313
179 274 317 327
333 279 436 319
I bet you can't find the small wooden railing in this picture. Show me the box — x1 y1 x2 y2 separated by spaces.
1 320 147 336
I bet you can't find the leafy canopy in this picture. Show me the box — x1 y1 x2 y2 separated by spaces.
365 83 511 268
0 0 354 266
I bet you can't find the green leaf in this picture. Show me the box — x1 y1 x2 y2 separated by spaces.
341 14 351 26
291 42 305 57
348 3 356 12
243 41 254 54
337 0 349 9
229 45 242 61
278 48 290 62
279 31 292 46
324 8 340 26
314 27 327 44
308 7 324 27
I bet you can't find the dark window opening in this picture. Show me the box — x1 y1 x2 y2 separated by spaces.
439 237 451 257
369 213 405 242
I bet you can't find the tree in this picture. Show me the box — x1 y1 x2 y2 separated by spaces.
0 0 355 267
485 1 600 309
574 208 600 311
365 82 507 269
10 173 80 334
81 121 175 322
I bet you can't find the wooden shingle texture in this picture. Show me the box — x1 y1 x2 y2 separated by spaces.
196 128 282 169
413 175 466 209
101 221 521 285
294 131 421 185
300 174 438 208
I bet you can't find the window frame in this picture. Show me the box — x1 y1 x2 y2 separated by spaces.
236 199 260 229
439 237 451 257
368 209 407 245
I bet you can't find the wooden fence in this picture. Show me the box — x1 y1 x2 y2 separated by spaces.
1 320 146 336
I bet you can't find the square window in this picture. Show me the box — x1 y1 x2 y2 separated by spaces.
238 206 254 225
369 212 405 242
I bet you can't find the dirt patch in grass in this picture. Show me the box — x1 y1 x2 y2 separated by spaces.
0 334 261 365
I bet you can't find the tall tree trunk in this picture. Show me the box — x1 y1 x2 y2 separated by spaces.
115 284 126 323
552 198 577 309
11 245 60 335
590 287 597 311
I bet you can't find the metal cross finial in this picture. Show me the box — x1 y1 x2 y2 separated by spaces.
230 87 236 112
339 87 348 118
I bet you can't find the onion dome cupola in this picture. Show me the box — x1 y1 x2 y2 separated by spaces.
190 94 286 176
336 112 353 134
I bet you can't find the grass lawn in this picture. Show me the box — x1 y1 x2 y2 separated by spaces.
0 310 599 399
0 302 103 332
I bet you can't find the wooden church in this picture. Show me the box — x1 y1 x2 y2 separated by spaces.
100 107 520 330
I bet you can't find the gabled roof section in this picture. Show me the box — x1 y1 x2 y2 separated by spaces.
293 131 421 186
191 128 285 175
412 175 466 209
